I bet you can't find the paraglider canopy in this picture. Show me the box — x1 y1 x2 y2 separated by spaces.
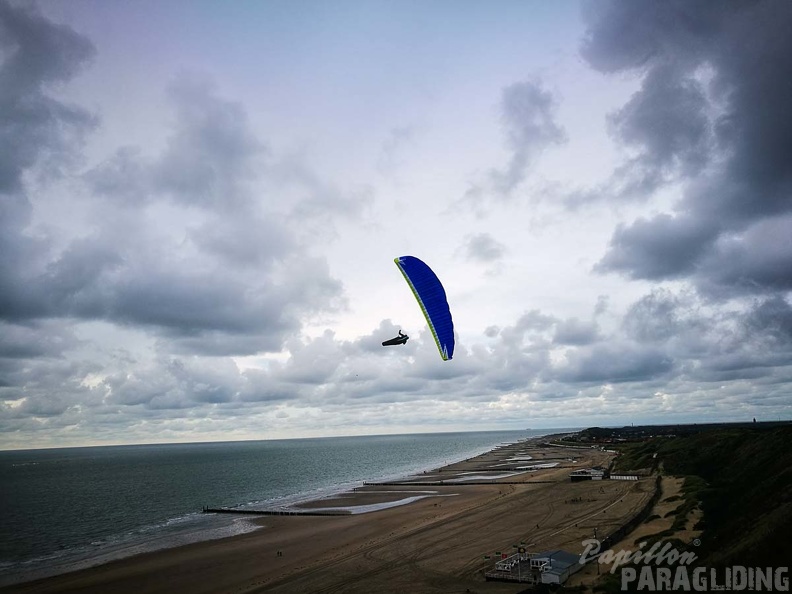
393 256 454 360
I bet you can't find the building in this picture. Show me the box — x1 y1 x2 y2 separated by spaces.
570 468 605 481
531 549 584 584
485 548 584 585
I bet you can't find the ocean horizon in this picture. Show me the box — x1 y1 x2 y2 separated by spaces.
0 428 575 586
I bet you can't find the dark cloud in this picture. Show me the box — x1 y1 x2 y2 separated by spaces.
102 356 301 410
0 3 362 437
743 296 792 344
494 80 566 194
695 216 792 297
622 289 683 343
0 0 97 322
497 310 556 349
605 64 712 196
616 290 792 385
153 75 266 209
461 233 506 263
85 147 151 205
3 285 789 441
0 0 97 194
187 214 295 270
556 342 673 384
580 1 729 74
0 322 82 395
585 1 792 298
112 273 282 334
486 289 792 394
237 378 300 404
553 318 600 346
2 61 344 358
461 79 565 209
596 213 718 280
594 295 609 316
2 356 98 413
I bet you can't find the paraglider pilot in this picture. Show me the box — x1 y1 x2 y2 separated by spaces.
382 330 409 346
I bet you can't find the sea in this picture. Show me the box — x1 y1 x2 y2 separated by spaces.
0 429 561 586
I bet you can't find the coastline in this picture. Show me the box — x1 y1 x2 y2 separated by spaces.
0 430 532 588
3 434 657 593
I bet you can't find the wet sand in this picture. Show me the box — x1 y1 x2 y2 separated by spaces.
5 438 655 594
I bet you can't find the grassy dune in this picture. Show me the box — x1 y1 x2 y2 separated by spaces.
609 424 792 568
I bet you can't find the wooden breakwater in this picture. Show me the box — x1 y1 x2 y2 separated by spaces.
202 507 348 516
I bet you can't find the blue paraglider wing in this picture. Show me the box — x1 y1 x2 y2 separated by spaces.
394 256 454 361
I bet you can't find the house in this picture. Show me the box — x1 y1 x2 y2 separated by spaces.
530 549 584 584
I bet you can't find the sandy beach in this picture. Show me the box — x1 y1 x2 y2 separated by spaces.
5 437 655 593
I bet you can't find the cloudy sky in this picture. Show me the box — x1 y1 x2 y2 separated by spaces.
2 0 791 449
